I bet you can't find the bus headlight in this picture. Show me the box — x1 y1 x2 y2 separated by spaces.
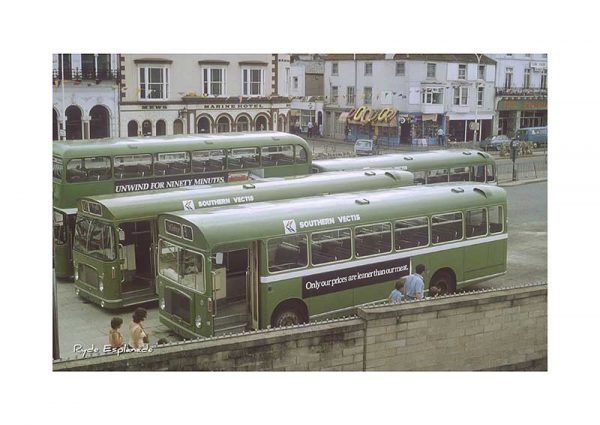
75 288 80 296
195 316 202 329
74 268 79 281
99 278 104 292
160 298 165 310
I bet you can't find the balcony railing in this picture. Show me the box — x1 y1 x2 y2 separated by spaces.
52 67 119 82
496 87 547 96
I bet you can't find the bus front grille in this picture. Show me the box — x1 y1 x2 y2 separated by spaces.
165 288 192 324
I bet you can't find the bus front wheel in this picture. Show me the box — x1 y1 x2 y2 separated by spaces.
430 270 456 295
271 302 306 328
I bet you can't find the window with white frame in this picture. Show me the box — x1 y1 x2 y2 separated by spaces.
332 62 339 76
453 86 469 105
477 86 484 106
293 76 298 89
364 62 373 76
458 64 467 80
347 86 355 105
540 69 547 89
504 67 513 88
364 87 372 105
478 65 485 80
422 87 443 104
202 68 225 96
427 63 436 79
138 66 169 100
331 86 338 103
396 61 405 76
524 68 531 88
242 68 263 96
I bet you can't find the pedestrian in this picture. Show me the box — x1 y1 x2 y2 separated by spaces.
437 127 445 146
307 120 313 138
108 317 124 349
128 307 148 349
296 121 301 135
319 122 323 137
388 281 404 304
404 264 426 300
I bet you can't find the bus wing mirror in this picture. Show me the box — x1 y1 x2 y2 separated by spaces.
118 229 125 242
214 252 224 265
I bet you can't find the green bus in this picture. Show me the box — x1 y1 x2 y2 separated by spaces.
73 169 414 309
312 149 497 185
53 131 311 279
156 183 508 338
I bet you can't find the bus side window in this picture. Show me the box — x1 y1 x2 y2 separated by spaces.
450 167 470 182
395 217 429 250
465 208 487 238
267 235 308 272
311 229 352 265
413 171 426 185
426 169 449 184
355 223 392 257
431 212 463 244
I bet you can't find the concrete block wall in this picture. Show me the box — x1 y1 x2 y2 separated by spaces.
358 285 547 371
53 284 546 371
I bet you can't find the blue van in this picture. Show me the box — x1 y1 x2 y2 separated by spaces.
515 126 547 148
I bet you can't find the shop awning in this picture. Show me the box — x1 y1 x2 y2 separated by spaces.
422 114 438 121
447 113 494 121
338 112 350 122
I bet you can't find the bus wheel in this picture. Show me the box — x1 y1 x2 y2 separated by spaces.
271 303 306 328
430 270 456 295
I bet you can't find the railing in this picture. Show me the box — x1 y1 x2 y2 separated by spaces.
497 157 547 182
496 87 547 96
52 68 119 82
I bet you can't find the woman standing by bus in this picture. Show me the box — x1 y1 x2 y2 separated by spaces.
128 308 148 349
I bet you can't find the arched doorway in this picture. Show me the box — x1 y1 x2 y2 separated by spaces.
127 120 138 137
236 115 250 132
156 120 166 136
173 119 184 135
197 116 211 133
65 106 82 140
277 115 285 132
142 120 152 136
217 116 231 133
89 105 110 139
255 115 268 131
53 109 59 140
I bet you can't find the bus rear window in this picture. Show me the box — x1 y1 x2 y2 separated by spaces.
268 235 307 272
488 206 504 234
295 146 308 164
67 157 111 182
53 157 63 180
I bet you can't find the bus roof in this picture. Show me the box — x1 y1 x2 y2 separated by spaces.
160 183 507 249
80 169 414 221
312 149 493 172
53 132 309 158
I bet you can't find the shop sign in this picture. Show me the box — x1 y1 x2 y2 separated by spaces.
497 99 547 111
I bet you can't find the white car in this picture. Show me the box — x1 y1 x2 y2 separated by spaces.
354 139 379 156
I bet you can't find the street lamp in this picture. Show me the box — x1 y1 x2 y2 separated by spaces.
472 53 482 147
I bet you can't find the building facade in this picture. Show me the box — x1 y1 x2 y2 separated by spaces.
487 54 548 137
288 54 325 134
52 54 120 140
323 54 496 145
119 54 293 137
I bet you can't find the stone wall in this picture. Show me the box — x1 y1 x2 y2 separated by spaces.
53 284 546 371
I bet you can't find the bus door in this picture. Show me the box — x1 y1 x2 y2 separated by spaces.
119 220 154 294
249 241 259 330
211 246 251 335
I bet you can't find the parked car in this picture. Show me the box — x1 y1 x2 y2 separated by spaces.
514 126 547 148
354 139 379 156
479 134 512 151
